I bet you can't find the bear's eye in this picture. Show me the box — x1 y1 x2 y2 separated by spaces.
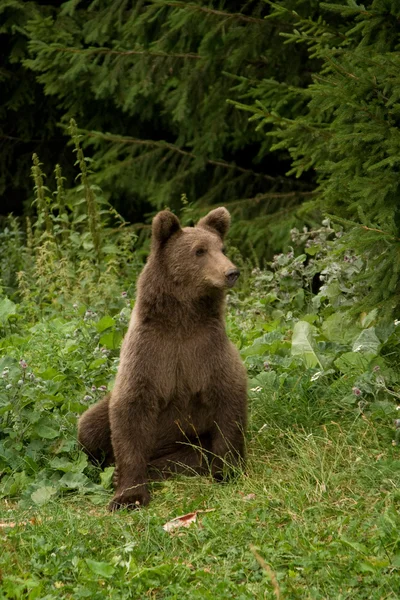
222 247 227 255
196 248 206 257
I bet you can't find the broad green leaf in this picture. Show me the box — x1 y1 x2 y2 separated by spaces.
334 352 371 374
100 466 115 489
0 298 17 324
34 423 60 439
96 316 115 333
360 309 378 328
392 554 400 567
89 357 107 370
321 312 360 344
241 331 284 358
85 559 115 578
352 327 380 355
291 321 322 368
50 453 88 473
31 486 57 506
99 330 123 350
59 472 92 489
39 367 65 381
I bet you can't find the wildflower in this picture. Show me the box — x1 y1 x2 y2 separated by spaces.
394 419 400 429
352 386 361 397
101 348 109 355
121 291 128 298
19 359 28 369
394 319 400 326
311 371 323 382
99 385 107 392
373 365 380 372
18 379 24 386
91 385 97 392
5 384 12 390
83 395 92 401
263 361 271 371
73 303 78 310
84 309 97 321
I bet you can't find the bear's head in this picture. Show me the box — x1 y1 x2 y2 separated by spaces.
150 207 240 297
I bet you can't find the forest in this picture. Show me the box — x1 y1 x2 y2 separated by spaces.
1 0 400 598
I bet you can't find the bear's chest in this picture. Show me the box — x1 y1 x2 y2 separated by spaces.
157 330 225 402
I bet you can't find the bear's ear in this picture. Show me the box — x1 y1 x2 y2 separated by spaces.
196 207 231 240
152 210 181 247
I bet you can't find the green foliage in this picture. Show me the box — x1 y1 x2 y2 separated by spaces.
0 131 141 503
235 0 400 315
2 0 321 259
3 122 140 308
1 2 400 597
0 136 400 598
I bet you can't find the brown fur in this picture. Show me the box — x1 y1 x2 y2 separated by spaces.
78 207 248 510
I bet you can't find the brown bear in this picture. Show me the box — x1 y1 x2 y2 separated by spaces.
78 207 248 510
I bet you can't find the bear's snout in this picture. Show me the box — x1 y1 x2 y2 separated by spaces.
225 268 240 287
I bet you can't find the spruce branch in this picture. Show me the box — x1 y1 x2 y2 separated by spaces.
84 130 293 184
228 190 318 206
54 46 202 60
149 1 267 24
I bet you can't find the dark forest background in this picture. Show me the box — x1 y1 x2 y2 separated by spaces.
1 0 400 305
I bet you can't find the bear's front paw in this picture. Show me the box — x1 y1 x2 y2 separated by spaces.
108 484 150 511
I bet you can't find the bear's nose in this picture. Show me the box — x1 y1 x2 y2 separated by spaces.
226 268 240 287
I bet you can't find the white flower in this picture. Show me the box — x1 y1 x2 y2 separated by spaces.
310 371 323 381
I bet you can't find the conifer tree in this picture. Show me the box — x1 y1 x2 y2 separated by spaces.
16 0 323 256
236 0 400 315
0 1 70 215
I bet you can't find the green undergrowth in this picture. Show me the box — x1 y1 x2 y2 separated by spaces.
1 416 400 599
1 144 400 597
1 264 400 597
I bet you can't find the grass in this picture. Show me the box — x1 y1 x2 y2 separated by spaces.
1 408 400 599
2 124 400 598
1 202 400 597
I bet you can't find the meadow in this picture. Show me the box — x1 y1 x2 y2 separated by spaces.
1 139 400 599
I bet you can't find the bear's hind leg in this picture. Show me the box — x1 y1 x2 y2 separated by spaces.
78 395 114 466
148 434 213 480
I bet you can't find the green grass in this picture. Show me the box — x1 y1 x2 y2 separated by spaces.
2 119 400 599
1 409 400 599
1 223 400 598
